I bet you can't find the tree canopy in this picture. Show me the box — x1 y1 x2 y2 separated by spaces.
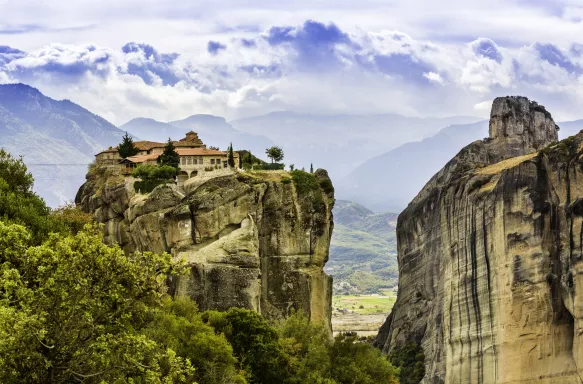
117 131 140 159
265 146 284 163
157 138 180 171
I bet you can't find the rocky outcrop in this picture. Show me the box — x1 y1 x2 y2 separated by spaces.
76 168 335 332
376 97 583 383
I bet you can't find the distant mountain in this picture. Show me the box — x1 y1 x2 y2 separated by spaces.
231 112 483 180
326 200 399 294
119 118 183 142
337 118 583 213
0 83 125 206
121 114 273 156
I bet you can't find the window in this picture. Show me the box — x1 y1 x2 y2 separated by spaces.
199 157 204 164
210 159 215 165
187 157 192 165
223 161 228 168
193 158 197 165
181 157 186 165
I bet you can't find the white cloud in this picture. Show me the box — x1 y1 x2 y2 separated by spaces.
0 4 582 123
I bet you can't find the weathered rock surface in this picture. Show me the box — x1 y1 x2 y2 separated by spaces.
376 96 583 383
76 169 335 332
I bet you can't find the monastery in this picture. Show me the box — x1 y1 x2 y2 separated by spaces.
95 131 239 185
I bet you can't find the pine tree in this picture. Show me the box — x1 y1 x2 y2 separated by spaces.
117 132 139 158
247 151 253 166
310 163 314 173
157 138 180 172
228 143 235 168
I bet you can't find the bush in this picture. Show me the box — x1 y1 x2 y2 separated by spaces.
132 164 176 193
257 163 285 171
389 343 426 384
203 308 291 384
290 170 320 195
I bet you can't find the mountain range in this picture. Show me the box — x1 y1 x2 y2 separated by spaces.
230 111 483 180
120 115 273 156
336 118 583 212
0 83 125 206
1 82 582 212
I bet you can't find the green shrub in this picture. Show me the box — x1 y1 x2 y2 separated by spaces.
389 342 426 384
282 177 292 184
290 170 320 195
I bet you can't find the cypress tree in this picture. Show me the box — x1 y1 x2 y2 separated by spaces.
310 163 314 173
228 143 235 168
117 132 139 158
157 138 180 172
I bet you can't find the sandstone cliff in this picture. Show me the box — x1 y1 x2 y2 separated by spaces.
76 169 335 332
376 96 583 383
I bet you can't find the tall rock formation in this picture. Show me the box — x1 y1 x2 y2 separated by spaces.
376 97 583 383
76 169 335 332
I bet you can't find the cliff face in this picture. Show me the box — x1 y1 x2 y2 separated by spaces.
376 97 583 383
76 169 334 332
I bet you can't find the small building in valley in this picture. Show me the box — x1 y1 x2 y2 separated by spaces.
96 131 239 184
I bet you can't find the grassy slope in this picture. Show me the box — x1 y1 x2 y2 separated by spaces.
326 200 399 294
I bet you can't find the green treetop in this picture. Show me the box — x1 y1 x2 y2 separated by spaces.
157 138 180 172
228 142 235 168
265 146 284 163
117 131 139 159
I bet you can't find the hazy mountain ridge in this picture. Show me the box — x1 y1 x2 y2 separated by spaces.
121 114 274 155
0 84 125 206
231 112 484 180
337 118 583 212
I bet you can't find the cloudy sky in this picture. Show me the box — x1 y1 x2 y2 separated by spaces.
1 0 583 124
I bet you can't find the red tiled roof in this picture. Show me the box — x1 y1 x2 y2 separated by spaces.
125 153 159 163
176 148 227 156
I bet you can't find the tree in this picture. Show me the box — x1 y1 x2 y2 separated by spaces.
0 223 194 383
144 299 246 384
265 146 284 163
228 143 236 168
157 138 180 172
310 163 314 174
247 151 253 166
289 164 295 171
117 131 139 159
203 308 291 384
0 149 66 243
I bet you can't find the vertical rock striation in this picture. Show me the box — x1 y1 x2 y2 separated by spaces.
376 97 583 383
76 169 335 332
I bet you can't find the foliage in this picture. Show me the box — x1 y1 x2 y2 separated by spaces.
389 343 426 384
132 164 178 194
0 148 34 194
310 163 314 174
290 170 320 195
203 308 291 384
257 163 285 170
289 164 295 171
117 131 140 159
228 143 236 168
238 150 267 170
0 222 194 383
158 138 180 171
278 312 333 384
265 146 284 163
0 150 67 243
50 202 94 234
330 333 399 384
144 299 246 384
